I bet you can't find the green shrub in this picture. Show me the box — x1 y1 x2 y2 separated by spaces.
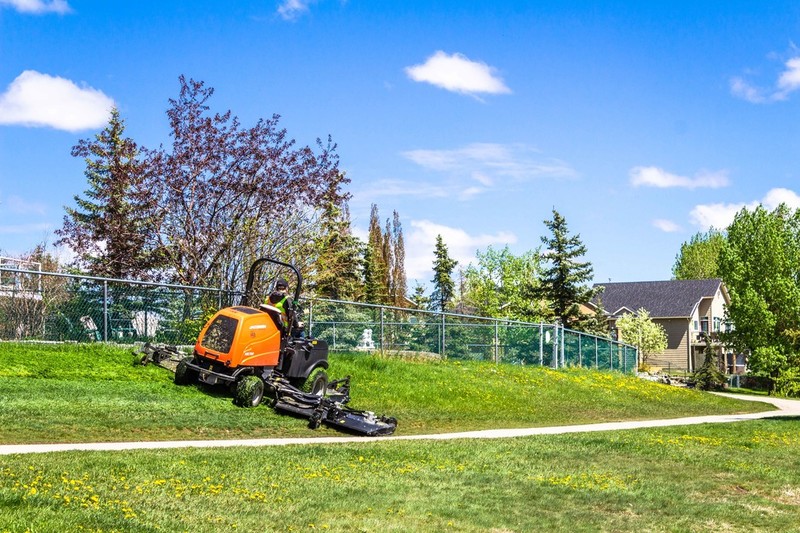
774 366 800 398
692 351 726 391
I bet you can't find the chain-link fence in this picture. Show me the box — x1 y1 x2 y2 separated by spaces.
0 267 637 372
306 298 637 372
0 267 233 344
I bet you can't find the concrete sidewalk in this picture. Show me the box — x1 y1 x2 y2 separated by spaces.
2 393 798 456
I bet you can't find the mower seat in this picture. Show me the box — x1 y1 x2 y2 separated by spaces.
258 303 287 338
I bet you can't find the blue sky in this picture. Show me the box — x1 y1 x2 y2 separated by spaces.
2 1 800 287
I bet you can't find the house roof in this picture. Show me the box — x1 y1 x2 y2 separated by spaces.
592 279 723 319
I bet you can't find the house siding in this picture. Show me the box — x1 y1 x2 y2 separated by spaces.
650 318 690 372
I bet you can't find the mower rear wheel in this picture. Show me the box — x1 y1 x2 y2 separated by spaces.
234 375 265 408
174 357 198 385
302 368 328 396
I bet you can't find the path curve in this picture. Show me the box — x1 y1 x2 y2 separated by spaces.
2 393 798 456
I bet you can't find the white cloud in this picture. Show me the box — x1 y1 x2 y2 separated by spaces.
355 143 575 203
404 142 576 182
277 0 315 20
730 77 766 103
353 178 452 200
0 222 52 235
732 55 800 103
690 187 800 229
762 187 800 209
652 219 681 233
405 51 511 96
4 195 46 216
629 166 729 190
776 57 800 99
0 71 114 132
405 219 517 282
0 0 70 14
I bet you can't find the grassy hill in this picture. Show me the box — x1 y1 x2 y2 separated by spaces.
2 342 798 532
0 341 771 444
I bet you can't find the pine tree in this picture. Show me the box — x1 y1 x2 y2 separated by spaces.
364 204 389 304
409 281 429 309
430 234 458 312
56 108 162 279
311 199 363 300
536 209 598 327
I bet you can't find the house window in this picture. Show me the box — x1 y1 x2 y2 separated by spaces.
713 317 722 331
700 317 709 334
693 320 699 331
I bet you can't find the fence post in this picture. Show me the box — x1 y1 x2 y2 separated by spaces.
441 311 446 359
595 337 599 369
103 280 108 342
561 325 566 367
380 306 385 356
552 324 558 368
539 323 543 366
494 319 499 364
308 299 314 336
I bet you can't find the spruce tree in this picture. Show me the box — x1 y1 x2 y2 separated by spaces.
536 209 598 327
312 200 363 300
430 234 457 312
57 108 162 279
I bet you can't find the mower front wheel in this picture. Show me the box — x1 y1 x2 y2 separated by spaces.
174 357 198 385
302 367 328 396
234 375 265 408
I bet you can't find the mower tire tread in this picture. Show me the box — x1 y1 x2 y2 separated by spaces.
302 367 328 395
234 375 265 408
174 356 198 385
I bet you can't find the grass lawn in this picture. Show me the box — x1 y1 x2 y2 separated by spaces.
1 341 795 532
0 342 772 444
2 419 800 532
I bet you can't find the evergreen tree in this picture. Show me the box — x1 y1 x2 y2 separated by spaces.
536 208 598 328
430 234 458 312
364 204 389 303
409 281 429 309
57 108 162 279
311 199 363 300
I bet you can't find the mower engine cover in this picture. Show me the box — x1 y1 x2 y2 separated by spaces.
194 306 282 368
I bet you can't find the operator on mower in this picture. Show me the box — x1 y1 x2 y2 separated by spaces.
268 278 304 337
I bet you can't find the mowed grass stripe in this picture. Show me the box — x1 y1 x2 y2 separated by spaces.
0 342 771 444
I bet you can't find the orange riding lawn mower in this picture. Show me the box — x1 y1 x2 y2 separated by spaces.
138 258 397 437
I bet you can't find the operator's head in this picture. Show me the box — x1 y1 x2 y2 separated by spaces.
275 278 288 291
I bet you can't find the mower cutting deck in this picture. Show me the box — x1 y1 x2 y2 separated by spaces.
138 343 397 437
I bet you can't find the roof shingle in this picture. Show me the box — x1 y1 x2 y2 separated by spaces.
592 279 722 318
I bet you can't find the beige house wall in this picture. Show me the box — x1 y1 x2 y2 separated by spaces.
649 318 690 372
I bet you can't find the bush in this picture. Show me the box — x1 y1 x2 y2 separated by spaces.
692 351 726 391
774 367 800 398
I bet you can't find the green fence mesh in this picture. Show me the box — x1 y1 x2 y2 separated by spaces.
0 267 637 373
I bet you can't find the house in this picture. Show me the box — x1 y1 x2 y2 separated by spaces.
590 279 743 374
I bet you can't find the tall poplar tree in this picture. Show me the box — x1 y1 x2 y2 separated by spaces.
672 229 725 280
719 203 800 381
389 210 407 307
430 234 457 312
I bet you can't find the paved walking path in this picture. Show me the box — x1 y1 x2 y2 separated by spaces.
2 393 798 456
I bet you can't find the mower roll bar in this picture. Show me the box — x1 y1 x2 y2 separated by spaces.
241 258 302 308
